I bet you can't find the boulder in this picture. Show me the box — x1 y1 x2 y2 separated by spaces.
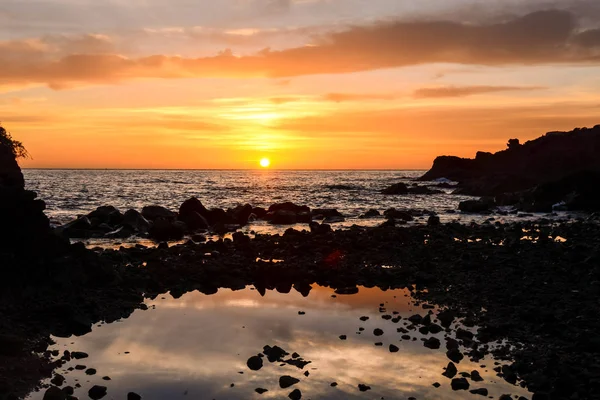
269 210 297 225
312 209 343 219
459 198 495 213
323 216 345 224
148 218 185 241
88 385 107 400
87 206 122 225
179 197 208 218
228 204 253 225
141 205 176 221
384 208 414 221
382 183 409 195
360 209 380 218
43 386 66 400
178 211 209 230
122 209 150 233
251 207 267 219
268 202 310 214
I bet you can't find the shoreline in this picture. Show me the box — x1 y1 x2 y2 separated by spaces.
2 219 599 399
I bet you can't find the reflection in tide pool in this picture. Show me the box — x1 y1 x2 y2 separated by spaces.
28 286 531 399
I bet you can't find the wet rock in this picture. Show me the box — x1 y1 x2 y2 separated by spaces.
50 374 65 386
312 209 343 219
122 209 150 233
447 348 464 363
127 393 142 400
456 328 474 341
270 210 299 225
358 384 371 392
178 211 209 230
433 382 441 388
359 316 369 321
279 375 300 389
85 368 96 375
389 344 399 353
451 378 470 391
88 385 107 400
330 382 338 387
70 352 88 359
442 362 458 379
373 328 384 336
436 310 455 327
471 370 483 382
470 388 488 396
459 198 495 213
141 205 176 221
424 337 441 349
408 314 423 324
247 355 263 371
359 209 380 218
101 377 111 381
382 183 409 195
263 345 289 362
428 215 441 226
62 386 74 396
323 215 345 224
255 388 268 394
288 388 302 400
339 335 347 340
43 386 66 400
148 218 185 241
384 208 414 221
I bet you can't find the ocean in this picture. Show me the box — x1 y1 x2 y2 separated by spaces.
23 169 568 234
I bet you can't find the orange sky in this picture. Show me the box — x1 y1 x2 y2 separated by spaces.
2 0 600 169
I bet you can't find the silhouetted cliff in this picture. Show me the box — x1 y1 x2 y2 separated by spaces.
420 125 600 197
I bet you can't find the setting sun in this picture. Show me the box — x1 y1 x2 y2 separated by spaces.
259 158 271 168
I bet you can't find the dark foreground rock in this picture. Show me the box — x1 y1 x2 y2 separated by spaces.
2 217 600 399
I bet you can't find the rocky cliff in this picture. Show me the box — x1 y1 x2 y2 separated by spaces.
420 125 600 198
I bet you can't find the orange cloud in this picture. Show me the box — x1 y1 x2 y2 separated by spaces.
1 10 600 89
413 85 546 98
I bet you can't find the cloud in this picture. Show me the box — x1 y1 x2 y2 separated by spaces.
2 10 600 89
322 93 398 102
413 85 546 98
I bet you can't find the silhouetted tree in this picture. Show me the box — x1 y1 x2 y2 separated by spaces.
507 138 520 150
0 124 29 159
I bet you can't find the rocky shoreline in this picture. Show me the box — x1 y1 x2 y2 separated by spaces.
2 217 600 399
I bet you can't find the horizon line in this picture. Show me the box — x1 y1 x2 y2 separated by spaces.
22 168 428 172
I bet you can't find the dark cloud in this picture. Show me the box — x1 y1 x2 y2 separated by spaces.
413 85 546 98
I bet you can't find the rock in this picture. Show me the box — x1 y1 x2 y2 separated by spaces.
88 385 107 400
312 209 343 219
122 209 150 233
279 375 300 389
447 348 464 363
263 345 289 362
191 234 206 243
459 198 495 213
70 351 88 359
408 185 443 195
330 382 338 387
85 368 97 375
433 382 441 388
179 197 208 218
247 355 263 371
309 221 332 234
407 314 423 324
470 388 488 396
373 328 384 336
127 392 142 400
148 218 185 241
471 370 483 382
456 328 474 341
424 337 441 349
50 374 65 386
178 211 209 230
334 287 359 295
382 183 409 195
384 208 414 221
88 206 122 225
228 204 253 225
436 310 455 327
359 209 380 218
269 210 298 225
339 335 347 340
451 378 470 391
428 215 441 226
141 205 177 221
288 388 302 400
43 386 66 400
255 388 268 394
442 362 458 379
389 344 399 353
323 216 345 224
62 386 74 396
268 202 310 214
358 384 371 392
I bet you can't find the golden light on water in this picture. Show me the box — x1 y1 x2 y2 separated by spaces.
259 158 271 168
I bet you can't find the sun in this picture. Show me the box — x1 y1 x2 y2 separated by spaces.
259 158 271 168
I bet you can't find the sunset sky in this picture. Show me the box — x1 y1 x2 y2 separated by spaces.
2 0 600 169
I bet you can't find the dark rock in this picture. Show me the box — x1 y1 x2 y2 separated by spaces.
436 310 455 327
50 374 65 386
312 209 343 219
451 378 470 391
43 386 66 400
339 335 347 340
228 204 253 225
122 209 150 233
85 368 96 375
330 382 338 387
359 209 380 218
141 205 176 221
127 393 142 400
288 388 302 400
263 345 289 362
424 337 441 349
384 208 414 221
382 183 409 195
470 388 488 396
459 198 495 213
373 328 384 336
442 362 458 379
88 385 107 400
148 218 185 241
279 375 300 389
428 215 441 226
255 388 268 394
408 185 443 195
471 370 483 382
358 384 371 392
447 348 464 363
269 210 299 225
178 211 209 230
62 386 74 396
433 382 441 388
389 344 399 353
70 352 88 359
